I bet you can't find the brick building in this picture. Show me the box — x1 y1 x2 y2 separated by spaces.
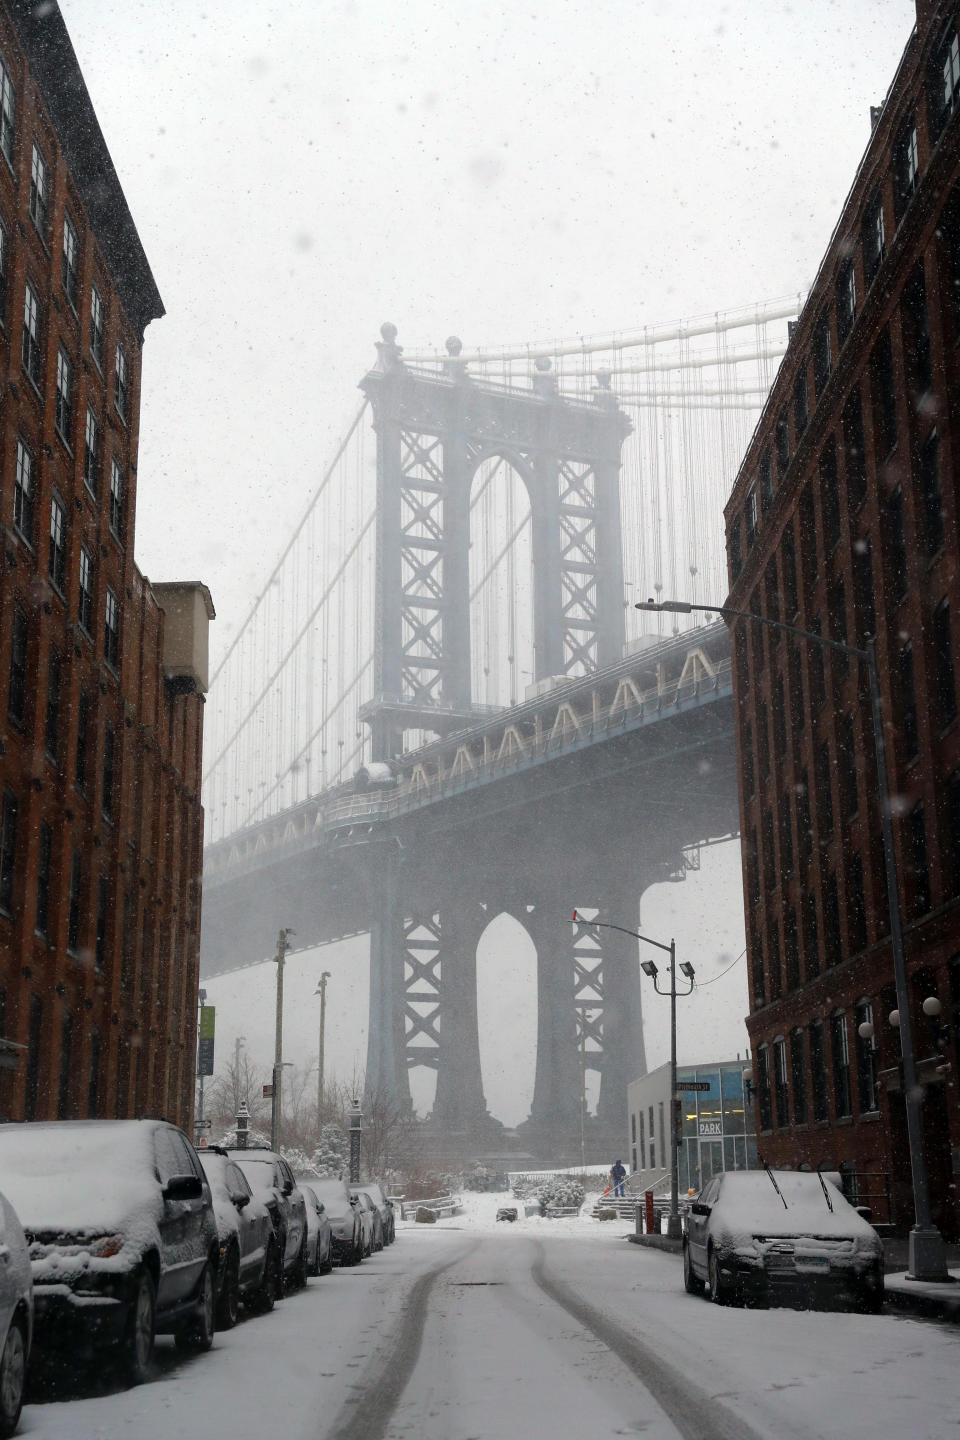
0 2 212 1129
723 0 960 1235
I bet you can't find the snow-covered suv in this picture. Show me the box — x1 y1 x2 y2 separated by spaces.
0 1120 219 1383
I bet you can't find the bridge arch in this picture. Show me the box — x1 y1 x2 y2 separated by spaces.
468 453 535 709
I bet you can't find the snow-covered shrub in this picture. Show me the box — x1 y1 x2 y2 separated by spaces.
535 1178 586 1210
216 1123 271 1150
282 1146 316 1177
311 1124 349 1178
463 1164 505 1192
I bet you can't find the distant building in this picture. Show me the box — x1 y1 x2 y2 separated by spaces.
0 2 212 1127
723 0 960 1235
627 1059 757 1195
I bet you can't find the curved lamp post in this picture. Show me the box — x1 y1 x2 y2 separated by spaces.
636 595 949 1282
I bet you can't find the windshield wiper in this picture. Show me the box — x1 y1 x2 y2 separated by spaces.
816 1167 834 1213
764 1162 788 1210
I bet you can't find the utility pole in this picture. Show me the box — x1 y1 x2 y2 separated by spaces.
578 1008 587 1170
271 928 294 1152
316 971 331 1124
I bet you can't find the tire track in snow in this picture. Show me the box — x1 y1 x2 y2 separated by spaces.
530 1241 765 1440
325 1238 478 1440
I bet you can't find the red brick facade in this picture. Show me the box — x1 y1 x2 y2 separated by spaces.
724 1 960 1234
0 3 207 1129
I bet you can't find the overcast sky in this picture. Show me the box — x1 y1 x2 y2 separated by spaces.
56 0 919 1124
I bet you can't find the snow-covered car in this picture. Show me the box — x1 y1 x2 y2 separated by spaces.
0 1189 32 1438
308 1179 363 1266
197 1149 279 1324
350 1188 381 1255
299 1183 333 1276
226 1150 308 1288
357 1182 395 1245
0 1121 218 1383
683 1169 884 1311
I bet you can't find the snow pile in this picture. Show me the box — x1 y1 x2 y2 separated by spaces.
398 1189 635 1239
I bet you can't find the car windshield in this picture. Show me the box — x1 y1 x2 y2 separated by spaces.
4 2 959 1436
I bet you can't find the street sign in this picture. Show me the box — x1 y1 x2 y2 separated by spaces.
197 1005 216 1077
262 1083 274 1098
676 1081 711 1092
195 1118 212 1130
698 1120 722 1137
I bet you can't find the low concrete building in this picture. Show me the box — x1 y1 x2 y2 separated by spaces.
627 1058 757 1196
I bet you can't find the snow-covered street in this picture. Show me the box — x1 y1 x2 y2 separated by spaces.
19 1199 960 1440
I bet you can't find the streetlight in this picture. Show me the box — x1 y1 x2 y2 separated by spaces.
315 971 331 1123
271 928 295 1152
573 911 694 1238
636 594 950 1281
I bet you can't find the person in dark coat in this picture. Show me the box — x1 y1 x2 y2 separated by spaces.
610 1159 627 1197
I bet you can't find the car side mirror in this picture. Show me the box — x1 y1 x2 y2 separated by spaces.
855 1205 873 1223
690 1201 712 1217
282 1179 294 1197
231 1191 250 1210
164 1174 202 1202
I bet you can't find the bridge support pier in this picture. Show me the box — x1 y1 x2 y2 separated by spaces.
527 896 581 1137
432 896 493 1135
364 845 412 1113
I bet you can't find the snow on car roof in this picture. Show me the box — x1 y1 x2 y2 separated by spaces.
712 1170 876 1239
0 1121 162 1233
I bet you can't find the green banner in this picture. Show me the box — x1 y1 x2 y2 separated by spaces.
199 1005 216 1040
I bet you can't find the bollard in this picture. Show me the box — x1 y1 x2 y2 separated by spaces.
644 1189 655 1235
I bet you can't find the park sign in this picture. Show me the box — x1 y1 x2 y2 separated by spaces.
197 1005 216 1077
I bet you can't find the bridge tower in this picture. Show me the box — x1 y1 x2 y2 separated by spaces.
358 327 645 1152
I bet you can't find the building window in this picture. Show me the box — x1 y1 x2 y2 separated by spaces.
773 1038 789 1128
750 934 766 1009
862 190 885 289
0 218 8 326
729 516 743 582
13 438 34 543
21 280 41 386
765 559 781 628
114 343 128 423
819 441 840 552
907 802 931 915
809 1020 828 1122
95 874 109 969
823 871 841 965
903 264 932 399
855 999 878 1114
45 647 61 760
67 848 82 952
104 587 120 672
803 887 819 977
831 1011 852 1118
841 390 866 511
24 997 41 1123
886 485 908 603
55 347 73 446
838 712 858 817
815 740 833 837
931 23 960 138
78 546 94 633
90 284 105 370
933 598 958 730
790 1029 808 1125
35 821 51 937
759 450 774 515
918 430 944 557
762 810 776 893
742 722 754 798
83 408 100 496
75 690 88 792
87 1026 101 1117
793 367 809 441
852 534 875 644
756 1045 772 1131
779 789 793 877
57 1011 73 1120
944 769 960 898
775 407 790 477
62 212 79 309
102 724 115 820
898 640 919 763
847 850 867 953
773 674 787 752
783 905 799 989
7 603 26 726
782 522 798 619
109 459 124 538
796 775 812 874
799 486 818 589
812 313 831 397
940 188 960 335
757 704 769 780
871 330 898 458
0 790 16 915
745 485 758 550
767 917 782 1001
893 118 919 225
836 261 856 348
29 142 48 237
49 494 66 593
0 58 15 167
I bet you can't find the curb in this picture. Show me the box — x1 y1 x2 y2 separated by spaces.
627 1233 683 1254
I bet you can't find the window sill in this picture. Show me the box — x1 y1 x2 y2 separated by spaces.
835 1114 853 1126
858 1109 880 1123
22 368 43 404
55 428 73 459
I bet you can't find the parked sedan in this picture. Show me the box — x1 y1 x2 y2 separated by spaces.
350 1188 381 1255
197 1149 278 1325
357 1182 395 1245
299 1184 333 1276
227 1150 308 1289
0 1121 218 1384
0 1190 31 1438
683 1169 884 1311
308 1179 363 1266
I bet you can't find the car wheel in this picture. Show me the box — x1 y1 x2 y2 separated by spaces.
683 1242 705 1295
292 1235 309 1290
708 1247 732 1306
249 1239 280 1314
176 1263 215 1352
123 1268 156 1385
318 1243 333 1276
216 1246 240 1330
0 1314 27 1439
857 1283 884 1315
